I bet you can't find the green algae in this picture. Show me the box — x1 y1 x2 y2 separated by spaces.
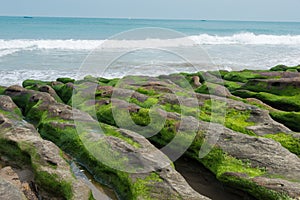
270 111 300 132
52 83 73 104
136 87 158 96
199 100 256 136
264 133 300 156
0 86 6 95
22 79 50 88
0 138 74 199
223 70 266 83
131 173 171 200
232 90 300 112
57 77 75 84
129 97 158 108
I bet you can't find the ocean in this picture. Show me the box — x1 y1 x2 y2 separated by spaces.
0 16 300 86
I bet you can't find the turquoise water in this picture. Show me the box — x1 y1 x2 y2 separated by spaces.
0 16 300 85
1 16 300 39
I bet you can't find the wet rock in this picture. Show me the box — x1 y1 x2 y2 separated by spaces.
155 108 300 198
6 87 210 200
0 95 92 200
195 82 231 97
0 166 38 200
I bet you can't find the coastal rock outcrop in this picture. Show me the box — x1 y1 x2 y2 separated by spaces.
4 86 210 200
0 95 92 200
2 66 300 200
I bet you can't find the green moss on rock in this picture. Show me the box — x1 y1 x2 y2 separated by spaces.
232 90 300 112
199 100 256 136
223 70 266 83
270 111 300 132
264 133 300 156
131 173 166 200
52 84 73 104
270 65 289 72
129 97 158 108
22 79 50 88
56 77 75 84
0 139 31 167
35 171 73 199
0 86 6 95
219 173 291 200
0 138 74 199
224 80 243 91
198 148 265 178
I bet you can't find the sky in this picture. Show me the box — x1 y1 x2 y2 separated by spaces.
1 0 300 22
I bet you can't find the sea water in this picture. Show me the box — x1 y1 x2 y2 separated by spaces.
0 16 300 86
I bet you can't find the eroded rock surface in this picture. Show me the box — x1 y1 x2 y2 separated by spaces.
0 95 92 200
4 87 210 200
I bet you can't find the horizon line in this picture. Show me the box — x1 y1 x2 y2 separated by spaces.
1 15 300 23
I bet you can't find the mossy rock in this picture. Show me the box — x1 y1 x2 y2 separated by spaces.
270 111 300 132
223 70 266 83
82 75 99 83
198 99 256 136
218 173 291 200
264 133 300 156
0 86 6 95
232 90 300 112
56 77 75 84
0 139 31 168
270 65 289 71
7 91 37 116
37 119 135 199
241 79 300 96
223 80 243 91
0 125 83 199
195 82 230 97
52 84 73 104
22 79 50 88
22 94 166 199
208 70 230 78
100 78 120 87
286 68 298 72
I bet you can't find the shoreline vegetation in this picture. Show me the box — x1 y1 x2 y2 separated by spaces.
0 64 300 199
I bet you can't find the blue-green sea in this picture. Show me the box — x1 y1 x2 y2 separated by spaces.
0 16 300 85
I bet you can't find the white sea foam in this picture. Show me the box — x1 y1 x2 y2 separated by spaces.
0 70 83 86
0 49 19 57
189 32 300 45
0 39 102 51
0 33 300 58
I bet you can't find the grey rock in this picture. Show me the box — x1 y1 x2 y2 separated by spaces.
252 177 300 199
196 93 292 135
0 95 92 200
0 177 27 200
5 87 210 200
192 76 201 87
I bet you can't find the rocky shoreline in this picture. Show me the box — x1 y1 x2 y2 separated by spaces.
0 65 299 200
